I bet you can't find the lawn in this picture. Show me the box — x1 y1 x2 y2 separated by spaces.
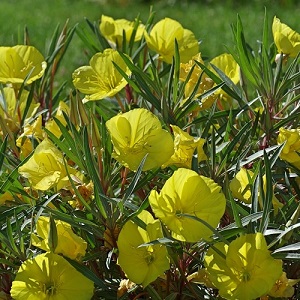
1 0 299 87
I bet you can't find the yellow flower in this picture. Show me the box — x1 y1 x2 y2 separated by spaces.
187 269 214 288
0 191 14 206
162 125 206 169
204 233 283 300
210 53 239 104
230 168 283 213
0 87 40 133
179 53 204 82
16 115 45 158
277 127 300 169
117 279 136 298
18 139 77 191
45 101 70 138
0 45 46 85
272 16 300 58
99 15 144 47
210 53 240 85
72 48 131 102
149 168 226 242
106 108 174 171
145 18 199 64
268 272 300 298
10 252 94 300
117 210 170 287
179 53 217 111
230 168 254 204
31 216 87 260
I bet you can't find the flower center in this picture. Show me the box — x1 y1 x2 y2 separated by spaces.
42 282 57 295
241 271 251 282
145 251 155 265
176 209 183 218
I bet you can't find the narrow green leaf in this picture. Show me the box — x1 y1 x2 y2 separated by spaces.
0 135 8 170
123 154 147 204
272 242 300 254
66 257 108 289
272 252 300 261
82 127 108 218
258 153 273 233
48 214 58 253
0 154 31 195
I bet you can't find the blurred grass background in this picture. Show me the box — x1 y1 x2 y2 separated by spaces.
1 0 299 90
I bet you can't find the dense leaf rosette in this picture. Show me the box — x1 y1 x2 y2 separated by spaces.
0 45 46 85
272 16 300 58
117 210 170 287
106 108 174 171
149 168 226 242
144 17 199 64
10 252 94 300
31 216 87 260
204 233 283 300
72 48 131 101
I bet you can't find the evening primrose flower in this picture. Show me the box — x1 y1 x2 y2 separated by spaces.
230 168 283 214
117 210 170 287
45 101 70 138
0 87 40 133
229 168 254 204
0 191 14 205
18 139 77 191
268 272 300 298
210 53 239 85
31 216 87 260
272 16 300 58
210 53 239 103
162 125 206 169
204 233 283 300
277 127 300 169
0 45 46 85
72 48 131 102
149 168 226 242
99 15 144 46
16 115 45 158
106 108 174 171
179 53 217 111
145 18 199 64
10 252 94 300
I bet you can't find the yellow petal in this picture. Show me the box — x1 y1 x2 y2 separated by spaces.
106 108 174 171
11 252 94 300
149 168 226 242
72 49 131 101
145 18 198 64
272 16 300 58
117 210 169 287
0 45 46 85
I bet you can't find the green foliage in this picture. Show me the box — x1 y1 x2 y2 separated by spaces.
0 5 300 300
